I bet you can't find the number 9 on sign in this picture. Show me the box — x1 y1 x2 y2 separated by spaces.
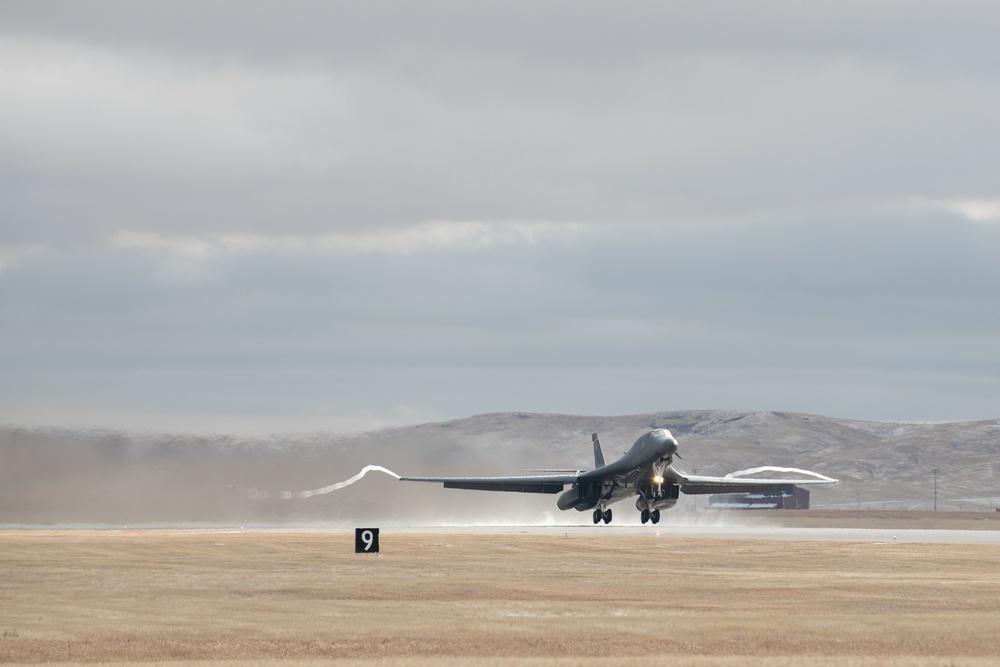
355 528 379 553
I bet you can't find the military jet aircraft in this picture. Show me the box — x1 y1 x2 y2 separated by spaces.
403 429 836 524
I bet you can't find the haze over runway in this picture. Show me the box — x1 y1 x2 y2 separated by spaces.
2 2 1000 433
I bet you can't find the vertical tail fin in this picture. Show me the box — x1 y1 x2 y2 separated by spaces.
592 433 606 468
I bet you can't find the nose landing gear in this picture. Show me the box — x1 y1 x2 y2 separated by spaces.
652 460 668 496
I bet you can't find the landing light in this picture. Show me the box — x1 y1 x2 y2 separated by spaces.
653 474 664 485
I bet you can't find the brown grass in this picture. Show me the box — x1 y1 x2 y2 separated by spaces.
732 509 1000 530
2 530 999 666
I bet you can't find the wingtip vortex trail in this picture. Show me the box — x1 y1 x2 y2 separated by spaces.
724 466 836 482
287 465 402 499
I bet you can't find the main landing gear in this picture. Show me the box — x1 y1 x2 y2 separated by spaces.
640 508 661 524
592 506 612 524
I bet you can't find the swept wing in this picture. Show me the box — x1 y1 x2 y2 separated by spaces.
402 473 578 494
678 473 835 495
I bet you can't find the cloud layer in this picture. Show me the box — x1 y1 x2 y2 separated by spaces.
2 2 999 430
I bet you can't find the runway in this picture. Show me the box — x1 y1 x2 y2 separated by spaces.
10 510 999 545
388 523 1000 544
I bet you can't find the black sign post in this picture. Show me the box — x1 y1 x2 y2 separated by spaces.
355 527 379 554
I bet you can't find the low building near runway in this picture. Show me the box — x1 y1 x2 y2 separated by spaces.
708 486 810 510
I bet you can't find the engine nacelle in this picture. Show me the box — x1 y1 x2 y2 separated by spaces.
635 496 679 511
635 483 680 512
558 482 601 511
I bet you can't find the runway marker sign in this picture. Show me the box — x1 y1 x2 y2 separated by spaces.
355 528 379 554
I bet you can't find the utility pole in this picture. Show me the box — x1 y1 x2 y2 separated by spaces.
932 468 939 511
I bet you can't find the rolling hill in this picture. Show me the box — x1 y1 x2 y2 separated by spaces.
2 410 998 525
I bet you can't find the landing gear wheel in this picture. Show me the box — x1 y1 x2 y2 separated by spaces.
603 509 613 524
640 509 650 524
651 509 660 524
593 509 601 524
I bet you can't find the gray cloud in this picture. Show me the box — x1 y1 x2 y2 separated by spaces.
1 2 998 429
5 2 999 69
2 217 998 428
3 1 1000 247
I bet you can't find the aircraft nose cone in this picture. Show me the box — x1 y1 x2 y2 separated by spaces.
653 430 678 456
666 439 678 456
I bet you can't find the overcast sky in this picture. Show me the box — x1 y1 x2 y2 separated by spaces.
2 1 999 432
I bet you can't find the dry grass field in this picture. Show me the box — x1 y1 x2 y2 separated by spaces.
2 529 1000 666
710 509 1000 531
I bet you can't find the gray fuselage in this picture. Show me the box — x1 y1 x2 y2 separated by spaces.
556 429 679 512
